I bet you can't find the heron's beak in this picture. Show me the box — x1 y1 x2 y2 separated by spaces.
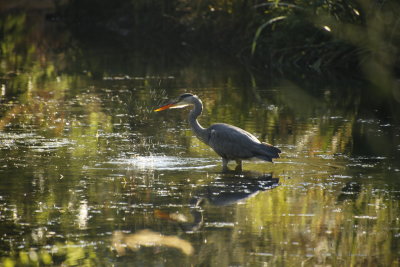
154 102 177 112
154 101 189 112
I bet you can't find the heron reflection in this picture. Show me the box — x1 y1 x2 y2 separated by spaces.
155 171 279 231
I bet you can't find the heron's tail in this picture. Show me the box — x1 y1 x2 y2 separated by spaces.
256 143 281 162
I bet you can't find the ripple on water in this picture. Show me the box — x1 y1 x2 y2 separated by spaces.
108 155 217 171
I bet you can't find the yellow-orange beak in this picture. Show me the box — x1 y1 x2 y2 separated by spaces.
154 102 176 112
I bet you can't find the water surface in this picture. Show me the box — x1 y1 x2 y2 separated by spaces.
1 13 400 267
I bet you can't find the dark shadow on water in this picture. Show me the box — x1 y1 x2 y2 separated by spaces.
194 171 279 206
179 171 279 232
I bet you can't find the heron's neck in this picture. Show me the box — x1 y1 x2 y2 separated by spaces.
189 98 208 144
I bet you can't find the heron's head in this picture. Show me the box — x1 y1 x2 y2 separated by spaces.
154 93 197 112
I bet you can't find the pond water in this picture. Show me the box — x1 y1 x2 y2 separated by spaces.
1 14 400 267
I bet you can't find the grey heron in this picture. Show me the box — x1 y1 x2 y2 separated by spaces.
154 93 281 170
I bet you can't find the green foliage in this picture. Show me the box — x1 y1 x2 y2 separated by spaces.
55 0 400 78
0 243 101 266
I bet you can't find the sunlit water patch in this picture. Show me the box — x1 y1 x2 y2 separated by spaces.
0 132 74 152
108 155 217 171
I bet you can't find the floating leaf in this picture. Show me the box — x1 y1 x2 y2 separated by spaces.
112 230 194 256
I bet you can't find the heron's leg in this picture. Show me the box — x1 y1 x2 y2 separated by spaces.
222 158 229 171
235 160 242 172
234 165 242 172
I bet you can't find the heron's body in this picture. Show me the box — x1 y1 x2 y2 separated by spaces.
155 93 281 170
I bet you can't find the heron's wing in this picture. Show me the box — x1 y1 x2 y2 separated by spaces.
208 123 262 159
